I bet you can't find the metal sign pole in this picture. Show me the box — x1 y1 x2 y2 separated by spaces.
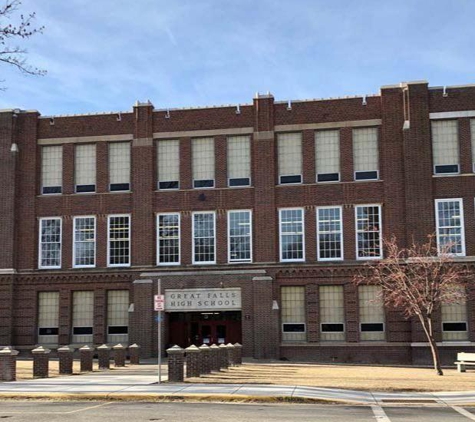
157 278 162 384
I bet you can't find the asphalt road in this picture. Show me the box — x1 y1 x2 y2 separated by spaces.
0 401 475 421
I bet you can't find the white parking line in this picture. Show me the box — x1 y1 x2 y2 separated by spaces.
371 405 391 422
452 406 475 420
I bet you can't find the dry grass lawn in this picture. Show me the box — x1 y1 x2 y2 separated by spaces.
186 362 475 392
14 360 91 380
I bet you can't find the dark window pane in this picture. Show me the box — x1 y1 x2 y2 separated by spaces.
443 322 467 332
108 326 128 334
229 177 250 187
361 323 384 332
355 171 378 180
321 323 344 332
435 165 459 174
42 186 62 194
110 183 130 191
159 181 179 190
76 184 96 193
318 173 339 182
194 179 214 188
73 326 93 335
39 327 59 335
283 323 305 332
280 175 302 184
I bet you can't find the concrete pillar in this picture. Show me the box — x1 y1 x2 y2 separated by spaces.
209 344 220 372
129 343 141 365
199 344 211 374
97 344 111 370
226 343 235 367
219 344 228 370
185 345 201 378
32 346 51 378
113 344 126 367
79 345 94 372
0 347 19 381
234 343 243 365
57 345 74 375
166 345 185 382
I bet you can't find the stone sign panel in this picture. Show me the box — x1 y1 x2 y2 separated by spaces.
165 288 241 312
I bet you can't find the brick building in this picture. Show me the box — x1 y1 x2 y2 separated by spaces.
1 80 475 365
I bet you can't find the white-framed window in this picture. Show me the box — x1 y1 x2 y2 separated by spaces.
192 211 216 264
442 286 468 341
435 199 465 256
157 139 180 190
41 145 63 194
72 291 94 344
278 132 302 184
38 217 62 269
37 292 59 344
75 144 96 193
228 210 252 263
192 137 215 188
471 119 475 173
73 216 96 268
108 215 131 267
157 213 180 265
279 208 305 262
359 285 385 341
355 204 382 260
281 286 306 342
432 120 459 175
320 285 345 341
317 206 343 261
109 142 130 191
315 130 340 182
227 135 251 187
353 127 379 180
107 290 129 343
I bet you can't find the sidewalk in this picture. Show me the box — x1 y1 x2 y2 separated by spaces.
1 365 475 405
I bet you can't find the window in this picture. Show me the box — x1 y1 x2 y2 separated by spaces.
278 132 302 184
353 127 379 180
41 146 62 194
75 144 96 193
227 135 251 187
193 212 216 264
73 216 96 268
158 139 180 190
192 138 214 188
355 205 382 260
108 215 131 267
107 290 129 343
442 286 468 341
317 206 343 261
320 285 345 341
281 287 306 342
432 120 459 174
315 130 340 182
109 142 130 191
435 199 465 256
39 217 62 269
157 213 180 265
471 120 475 172
228 210 252 262
279 208 305 262
359 285 385 341
72 291 94 344
37 292 59 344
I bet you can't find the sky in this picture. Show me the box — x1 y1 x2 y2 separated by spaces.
1 0 474 116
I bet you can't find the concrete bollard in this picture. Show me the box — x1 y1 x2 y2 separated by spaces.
218 344 228 370
0 347 19 381
185 345 201 378
209 344 220 372
226 343 236 367
234 343 243 365
79 345 94 372
32 346 51 378
97 344 111 370
57 345 74 375
113 344 126 367
129 343 141 365
198 344 211 375
166 345 185 382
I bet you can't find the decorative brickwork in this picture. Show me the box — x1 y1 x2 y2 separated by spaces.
57 345 74 375
209 344 220 371
32 346 50 378
218 344 228 370
113 344 126 367
166 345 184 382
0 347 19 381
129 343 140 365
185 345 201 378
198 344 211 374
79 345 94 372
97 344 110 370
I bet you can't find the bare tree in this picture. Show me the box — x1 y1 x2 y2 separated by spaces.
354 235 470 375
0 0 45 87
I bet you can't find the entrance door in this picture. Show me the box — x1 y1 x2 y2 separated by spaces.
199 321 226 345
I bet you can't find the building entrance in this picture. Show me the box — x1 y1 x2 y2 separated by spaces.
168 311 242 348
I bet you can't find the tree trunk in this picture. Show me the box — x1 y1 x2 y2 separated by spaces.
419 315 444 375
